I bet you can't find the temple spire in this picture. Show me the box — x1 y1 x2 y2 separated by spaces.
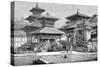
36 2 39 8
76 9 79 14
28 2 45 15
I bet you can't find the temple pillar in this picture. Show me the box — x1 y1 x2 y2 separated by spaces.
26 33 32 45
73 28 78 45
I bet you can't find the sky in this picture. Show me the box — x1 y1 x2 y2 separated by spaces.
14 1 97 28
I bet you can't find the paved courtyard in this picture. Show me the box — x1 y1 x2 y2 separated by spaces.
13 51 97 66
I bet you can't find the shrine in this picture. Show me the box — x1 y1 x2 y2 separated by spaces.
30 13 65 52
59 9 97 51
20 3 45 46
20 3 65 52
11 2 98 66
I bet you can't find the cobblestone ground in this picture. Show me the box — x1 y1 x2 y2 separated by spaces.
40 52 97 63
14 52 97 66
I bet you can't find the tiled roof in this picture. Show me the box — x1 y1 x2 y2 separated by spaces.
25 15 42 22
60 19 97 30
29 3 45 12
66 11 90 20
20 25 40 33
38 13 59 20
30 7 45 12
26 13 59 22
31 27 65 34
14 30 26 36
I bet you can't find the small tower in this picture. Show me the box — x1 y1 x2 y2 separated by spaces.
30 3 45 15
25 3 45 23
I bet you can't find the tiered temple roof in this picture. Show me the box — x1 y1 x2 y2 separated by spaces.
25 3 64 41
38 13 59 20
66 9 91 22
20 25 40 33
25 15 42 22
61 10 97 30
25 3 45 23
37 13 59 27
29 3 45 14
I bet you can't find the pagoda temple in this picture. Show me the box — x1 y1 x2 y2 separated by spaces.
20 3 45 46
30 13 65 52
59 9 97 50
60 9 91 34
19 3 65 52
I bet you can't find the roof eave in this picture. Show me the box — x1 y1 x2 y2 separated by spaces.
29 8 45 12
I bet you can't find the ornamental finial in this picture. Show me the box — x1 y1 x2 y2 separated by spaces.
76 8 79 14
36 2 39 8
